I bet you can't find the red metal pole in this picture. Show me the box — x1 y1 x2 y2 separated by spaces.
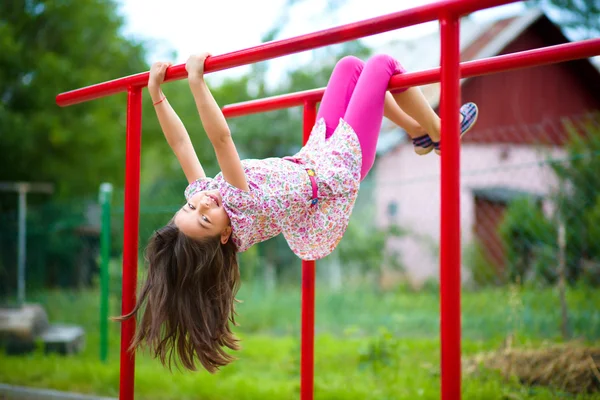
301 101 317 400
439 14 461 400
56 0 519 107
222 38 600 118
223 88 325 118
392 38 600 88
120 87 142 400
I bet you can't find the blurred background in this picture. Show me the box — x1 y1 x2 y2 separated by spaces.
0 0 599 399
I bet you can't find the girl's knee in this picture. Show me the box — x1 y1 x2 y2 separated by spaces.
334 55 364 73
365 54 405 74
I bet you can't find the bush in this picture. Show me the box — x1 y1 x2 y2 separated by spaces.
499 197 557 285
464 239 503 287
551 115 600 283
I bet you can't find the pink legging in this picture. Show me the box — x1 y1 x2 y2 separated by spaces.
317 54 406 181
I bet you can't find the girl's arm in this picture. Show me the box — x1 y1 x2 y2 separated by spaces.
186 53 249 192
148 62 206 184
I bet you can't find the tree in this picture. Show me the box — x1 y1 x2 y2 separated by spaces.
499 197 557 284
550 115 600 284
498 115 600 286
0 0 379 293
0 0 149 297
528 0 600 38
0 0 149 203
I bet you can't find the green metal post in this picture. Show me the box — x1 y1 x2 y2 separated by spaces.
99 182 113 362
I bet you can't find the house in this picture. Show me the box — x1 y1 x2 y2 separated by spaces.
374 9 600 285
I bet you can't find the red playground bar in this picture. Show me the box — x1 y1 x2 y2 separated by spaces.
56 0 600 399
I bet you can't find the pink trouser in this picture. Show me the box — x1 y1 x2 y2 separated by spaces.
317 55 406 181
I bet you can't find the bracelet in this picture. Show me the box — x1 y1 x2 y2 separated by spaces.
153 96 166 106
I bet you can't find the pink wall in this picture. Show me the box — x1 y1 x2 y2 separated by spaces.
375 142 565 286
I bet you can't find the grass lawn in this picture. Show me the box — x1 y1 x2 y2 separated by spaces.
1 284 599 399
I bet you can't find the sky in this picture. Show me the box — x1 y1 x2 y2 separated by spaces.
116 0 528 83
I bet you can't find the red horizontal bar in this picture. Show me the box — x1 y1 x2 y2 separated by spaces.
56 0 517 107
222 88 324 118
222 38 600 118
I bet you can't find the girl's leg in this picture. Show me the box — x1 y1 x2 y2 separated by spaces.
385 91 435 155
317 55 426 140
384 92 428 138
391 88 442 141
316 56 364 138
392 90 478 155
343 54 407 180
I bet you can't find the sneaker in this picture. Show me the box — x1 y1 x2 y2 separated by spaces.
412 134 434 155
433 102 478 155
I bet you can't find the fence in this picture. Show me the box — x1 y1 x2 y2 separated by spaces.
52 1 600 400
0 194 99 300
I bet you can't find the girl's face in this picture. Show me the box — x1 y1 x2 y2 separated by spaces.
174 190 231 244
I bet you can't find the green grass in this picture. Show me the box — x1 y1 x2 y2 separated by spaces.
1 284 599 399
237 282 600 340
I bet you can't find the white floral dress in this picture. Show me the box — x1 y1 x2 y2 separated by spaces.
185 118 362 260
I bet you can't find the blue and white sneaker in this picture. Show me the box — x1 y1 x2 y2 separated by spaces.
433 102 478 155
412 134 434 155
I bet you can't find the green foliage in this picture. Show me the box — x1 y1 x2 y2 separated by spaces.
527 0 600 37
550 115 600 282
336 219 388 273
497 116 600 287
0 196 98 299
334 181 405 280
0 0 149 201
233 282 600 340
358 327 401 373
499 197 557 284
581 198 600 286
464 239 503 287
0 0 377 293
584 195 600 243
336 218 405 280
0 0 148 294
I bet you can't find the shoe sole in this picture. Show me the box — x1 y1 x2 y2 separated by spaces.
414 145 434 155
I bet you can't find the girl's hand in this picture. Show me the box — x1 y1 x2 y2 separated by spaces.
148 61 171 97
186 52 211 81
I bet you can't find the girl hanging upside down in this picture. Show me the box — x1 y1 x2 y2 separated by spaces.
118 52 478 373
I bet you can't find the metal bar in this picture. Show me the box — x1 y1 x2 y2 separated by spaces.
56 0 517 107
300 101 317 400
0 182 54 193
222 38 600 117
223 88 325 118
3 182 54 307
119 87 142 400
99 183 113 363
440 14 461 400
17 187 27 306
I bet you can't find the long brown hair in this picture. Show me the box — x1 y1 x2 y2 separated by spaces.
117 221 241 373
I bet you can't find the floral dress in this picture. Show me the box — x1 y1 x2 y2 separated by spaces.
185 118 362 260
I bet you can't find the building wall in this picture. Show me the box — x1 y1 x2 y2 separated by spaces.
375 143 565 285
460 21 600 146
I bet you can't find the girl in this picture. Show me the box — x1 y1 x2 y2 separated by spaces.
119 53 478 373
